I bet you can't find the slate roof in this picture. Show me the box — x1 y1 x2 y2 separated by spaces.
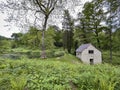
76 44 91 52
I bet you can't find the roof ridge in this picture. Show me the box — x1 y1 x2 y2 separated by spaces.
76 43 92 52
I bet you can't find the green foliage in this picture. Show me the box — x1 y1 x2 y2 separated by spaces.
102 51 120 65
54 51 65 57
2 48 65 59
112 29 120 51
53 30 63 48
45 26 56 49
10 75 27 90
1 54 21 60
11 26 57 50
0 36 12 54
0 57 120 90
11 33 23 48
62 10 74 53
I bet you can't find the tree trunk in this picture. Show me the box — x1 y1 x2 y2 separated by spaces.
41 15 48 58
82 23 89 43
67 31 71 53
68 30 73 53
94 20 101 49
95 29 101 49
109 28 112 62
109 4 112 63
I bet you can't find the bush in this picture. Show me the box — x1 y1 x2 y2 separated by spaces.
46 51 55 58
26 51 40 59
54 51 65 57
45 50 65 58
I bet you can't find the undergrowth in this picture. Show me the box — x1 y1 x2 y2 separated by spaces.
0 58 120 90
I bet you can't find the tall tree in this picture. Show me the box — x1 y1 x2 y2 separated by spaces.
52 26 63 48
112 28 120 51
103 0 120 62
74 13 92 46
25 27 40 48
82 1 105 49
62 10 74 53
0 0 82 58
1 0 63 58
32 0 60 58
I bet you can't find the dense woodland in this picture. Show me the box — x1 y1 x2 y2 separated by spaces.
0 0 120 89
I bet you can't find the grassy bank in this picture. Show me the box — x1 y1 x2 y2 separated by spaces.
0 55 120 90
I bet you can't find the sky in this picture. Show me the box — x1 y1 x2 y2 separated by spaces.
0 0 91 38
0 13 20 38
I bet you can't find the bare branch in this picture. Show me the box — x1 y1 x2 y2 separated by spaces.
35 0 46 14
47 0 50 8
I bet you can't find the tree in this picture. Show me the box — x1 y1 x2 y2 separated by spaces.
74 13 91 46
82 1 105 49
103 0 120 62
1 0 63 58
62 10 74 53
52 26 63 48
30 0 62 58
113 28 120 51
11 33 23 48
22 27 40 48
45 26 56 49
0 36 11 51
0 0 82 58
15 26 56 49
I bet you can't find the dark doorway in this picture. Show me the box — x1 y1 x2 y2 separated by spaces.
90 59 94 65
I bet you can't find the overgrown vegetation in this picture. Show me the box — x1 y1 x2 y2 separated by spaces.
0 0 120 89
102 51 120 65
0 57 120 90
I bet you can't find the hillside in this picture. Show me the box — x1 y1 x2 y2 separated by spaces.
0 35 10 40
0 55 120 90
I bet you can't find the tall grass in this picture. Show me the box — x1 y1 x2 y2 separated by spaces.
0 57 120 90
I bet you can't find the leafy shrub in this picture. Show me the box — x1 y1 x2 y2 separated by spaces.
54 51 65 57
46 51 55 58
46 50 64 58
27 51 40 59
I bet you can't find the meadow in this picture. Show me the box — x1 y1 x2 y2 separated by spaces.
0 51 120 90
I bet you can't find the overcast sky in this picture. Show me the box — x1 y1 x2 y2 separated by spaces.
0 13 20 38
0 0 91 38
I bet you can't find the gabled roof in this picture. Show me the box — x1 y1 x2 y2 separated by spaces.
76 43 91 52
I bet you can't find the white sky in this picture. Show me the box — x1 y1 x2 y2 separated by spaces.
0 13 20 38
0 0 91 38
